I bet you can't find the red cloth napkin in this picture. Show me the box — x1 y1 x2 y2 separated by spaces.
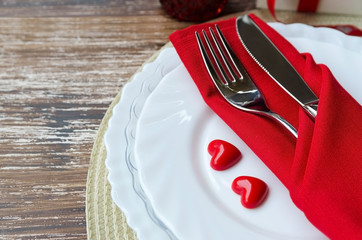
170 14 362 239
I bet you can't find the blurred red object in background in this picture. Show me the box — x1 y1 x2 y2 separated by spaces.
160 0 228 22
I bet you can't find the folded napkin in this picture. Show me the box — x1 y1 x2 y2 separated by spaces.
170 14 362 239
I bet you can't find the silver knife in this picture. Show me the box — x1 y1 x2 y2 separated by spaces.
236 15 318 120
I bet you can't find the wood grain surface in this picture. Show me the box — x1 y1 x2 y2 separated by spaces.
0 0 255 239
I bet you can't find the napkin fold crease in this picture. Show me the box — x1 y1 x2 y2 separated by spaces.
170 14 362 239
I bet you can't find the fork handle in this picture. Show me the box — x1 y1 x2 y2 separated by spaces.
267 111 298 138
304 103 318 121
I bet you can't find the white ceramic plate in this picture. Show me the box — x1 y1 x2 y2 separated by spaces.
106 23 362 240
105 47 179 240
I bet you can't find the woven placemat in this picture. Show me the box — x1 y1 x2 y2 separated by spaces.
86 9 361 240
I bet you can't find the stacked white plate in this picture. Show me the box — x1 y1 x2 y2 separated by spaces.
105 22 362 240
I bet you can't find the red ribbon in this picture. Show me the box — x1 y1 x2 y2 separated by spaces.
267 0 278 20
266 0 362 36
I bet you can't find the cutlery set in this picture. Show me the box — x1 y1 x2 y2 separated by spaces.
196 15 319 137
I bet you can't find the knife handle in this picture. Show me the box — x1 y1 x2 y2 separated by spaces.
304 103 318 121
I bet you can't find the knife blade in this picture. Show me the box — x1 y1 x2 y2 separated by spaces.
236 15 318 120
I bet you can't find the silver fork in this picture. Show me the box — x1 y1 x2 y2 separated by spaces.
195 26 297 138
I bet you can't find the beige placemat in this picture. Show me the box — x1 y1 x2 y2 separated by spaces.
86 9 361 240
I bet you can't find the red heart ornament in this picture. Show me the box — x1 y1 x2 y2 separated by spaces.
232 176 268 209
208 139 242 171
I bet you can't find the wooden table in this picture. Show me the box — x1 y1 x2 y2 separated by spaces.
0 1 255 239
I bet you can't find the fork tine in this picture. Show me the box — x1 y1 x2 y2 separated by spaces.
195 31 225 89
201 29 232 85
209 27 240 83
214 25 245 80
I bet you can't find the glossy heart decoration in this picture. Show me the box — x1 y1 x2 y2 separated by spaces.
232 176 268 209
208 139 242 171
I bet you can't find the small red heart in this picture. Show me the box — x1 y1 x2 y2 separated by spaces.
208 139 242 171
231 176 268 209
